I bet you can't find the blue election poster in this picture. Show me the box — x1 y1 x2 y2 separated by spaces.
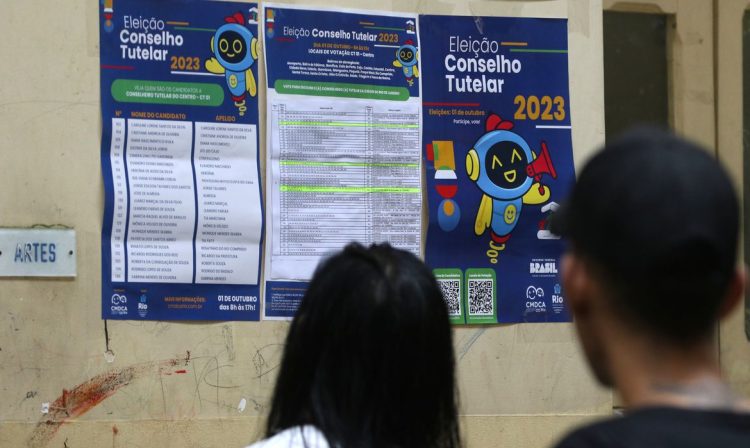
262 4 422 319
100 0 263 320
420 15 574 324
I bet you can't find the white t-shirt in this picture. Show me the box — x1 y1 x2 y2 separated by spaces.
246 425 329 448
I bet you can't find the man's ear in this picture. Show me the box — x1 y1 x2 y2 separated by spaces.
561 252 592 316
718 265 746 320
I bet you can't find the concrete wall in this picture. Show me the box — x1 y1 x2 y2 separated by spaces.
1 1 617 447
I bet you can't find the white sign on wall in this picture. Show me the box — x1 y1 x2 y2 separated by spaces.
0 229 76 277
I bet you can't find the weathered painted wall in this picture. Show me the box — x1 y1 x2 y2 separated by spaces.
716 0 750 396
0 1 609 447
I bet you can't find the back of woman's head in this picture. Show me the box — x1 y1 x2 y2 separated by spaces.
266 243 459 448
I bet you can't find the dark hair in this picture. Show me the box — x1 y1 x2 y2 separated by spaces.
266 243 460 448
555 127 739 344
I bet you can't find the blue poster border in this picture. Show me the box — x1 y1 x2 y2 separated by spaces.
100 0 264 321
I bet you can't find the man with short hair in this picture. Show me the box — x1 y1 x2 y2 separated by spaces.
551 128 750 447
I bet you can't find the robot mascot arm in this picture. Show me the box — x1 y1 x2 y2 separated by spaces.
474 194 493 236
522 150 551 205
523 142 556 205
205 56 226 74
245 37 259 97
523 182 549 205
522 183 551 205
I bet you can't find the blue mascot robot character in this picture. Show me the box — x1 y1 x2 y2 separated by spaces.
393 39 419 86
466 114 557 264
206 12 258 116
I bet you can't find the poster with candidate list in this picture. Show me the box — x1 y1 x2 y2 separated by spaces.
100 0 263 320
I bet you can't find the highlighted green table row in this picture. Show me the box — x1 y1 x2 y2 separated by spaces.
275 79 410 101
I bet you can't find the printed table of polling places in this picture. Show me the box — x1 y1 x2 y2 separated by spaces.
100 0 263 321
263 4 422 318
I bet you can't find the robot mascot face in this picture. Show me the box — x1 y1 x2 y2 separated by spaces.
466 129 534 200
213 23 256 72
396 43 418 67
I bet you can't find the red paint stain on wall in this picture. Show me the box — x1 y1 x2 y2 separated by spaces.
28 355 188 447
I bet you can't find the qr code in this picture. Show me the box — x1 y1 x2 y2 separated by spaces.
438 279 461 316
468 279 494 316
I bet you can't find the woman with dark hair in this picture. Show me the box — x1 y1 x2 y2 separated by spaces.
247 243 461 448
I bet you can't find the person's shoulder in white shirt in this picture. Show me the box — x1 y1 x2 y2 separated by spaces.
246 425 329 448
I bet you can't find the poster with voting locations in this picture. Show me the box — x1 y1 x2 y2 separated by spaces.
100 0 263 320
262 4 422 319
420 15 575 324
